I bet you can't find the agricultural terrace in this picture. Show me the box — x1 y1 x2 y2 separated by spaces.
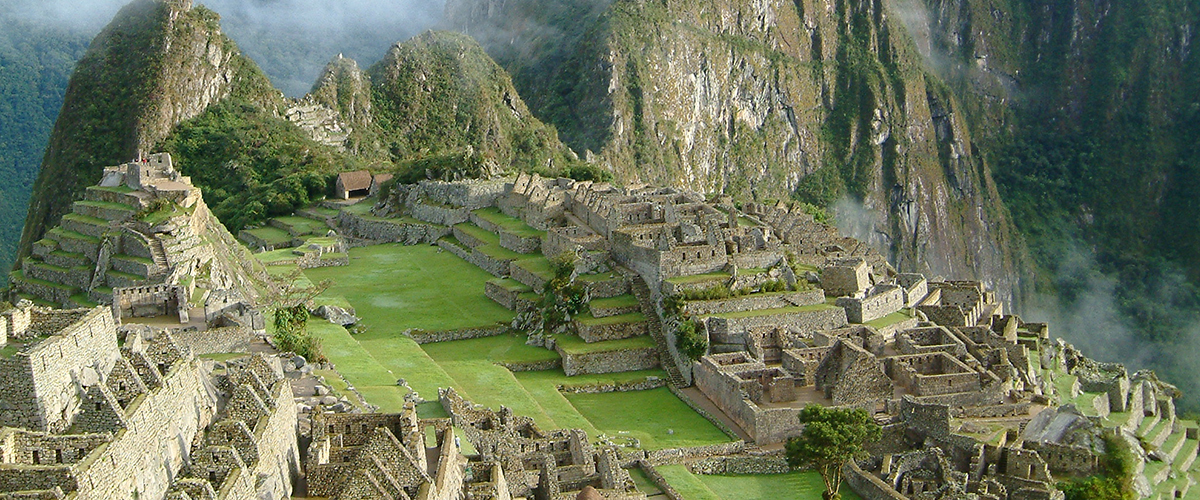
297 243 732 451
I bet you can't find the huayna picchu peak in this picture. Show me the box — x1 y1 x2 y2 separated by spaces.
0 0 1197 499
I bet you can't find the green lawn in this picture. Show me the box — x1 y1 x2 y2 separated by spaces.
555 333 655 354
307 319 415 411
564 388 731 450
305 244 514 332
589 294 638 310
243 226 293 247
697 471 863 500
513 256 554 279
863 309 915 329
472 207 545 237
272 215 323 235
657 465 862 500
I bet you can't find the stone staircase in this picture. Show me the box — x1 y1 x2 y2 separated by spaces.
630 275 687 387
149 237 170 277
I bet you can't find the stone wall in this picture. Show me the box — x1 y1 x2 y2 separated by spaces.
574 319 647 343
580 276 629 299
837 285 904 323
411 202 470 226
336 211 449 244
822 259 869 297
408 325 509 344
484 281 521 310
249 381 301 500
0 308 120 432
706 306 847 345
645 441 746 466
843 460 906 500
689 454 790 475
70 359 218 500
683 290 824 316
558 347 659 376
509 261 548 291
168 326 255 355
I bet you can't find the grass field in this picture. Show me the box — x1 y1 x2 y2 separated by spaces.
305 244 514 332
300 243 731 452
656 465 862 500
565 388 731 449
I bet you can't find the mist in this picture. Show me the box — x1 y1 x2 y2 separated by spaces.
0 0 446 97
199 0 445 96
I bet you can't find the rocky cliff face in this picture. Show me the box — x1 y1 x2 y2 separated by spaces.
445 0 1029 303
17 0 276 264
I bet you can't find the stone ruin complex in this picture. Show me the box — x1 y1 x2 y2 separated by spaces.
10 153 269 331
4 162 1197 499
0 302 297 500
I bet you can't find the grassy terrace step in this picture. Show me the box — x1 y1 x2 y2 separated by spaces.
454 222 500 246
589 294 639 310
488 278 533 294
513 256 554 279
271 215 324 235
106 270 145 281
241 226 294 247
864 309 917 329
439 235 471 253
68 294 100 308
555 333 655 354
708 303 837 319
1139 413 1164 438
47 227 101 245
665 271 731 285
577 271 620 283
75 200 136 212
11 270 79 292
576 310 646 327
477 243 525 261
471 207 545 238
63 213 109 227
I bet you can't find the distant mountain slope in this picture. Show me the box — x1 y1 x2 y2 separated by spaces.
0 13 91 285
16 0 278 263
444 0 1029 304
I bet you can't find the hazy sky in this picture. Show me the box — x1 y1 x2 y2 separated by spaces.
2 0 447 95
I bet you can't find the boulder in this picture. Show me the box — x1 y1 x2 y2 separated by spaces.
315 305 360 326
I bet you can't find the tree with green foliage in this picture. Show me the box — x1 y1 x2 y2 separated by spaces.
1057 432 1134 500
265 268 331 363
785 404 882 500
674 319 707 360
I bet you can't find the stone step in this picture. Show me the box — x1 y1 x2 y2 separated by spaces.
10 270 80 306
1164 430 1190 463
1177 439 1199 472
588 294 640 318
44 250 90 269
72 200 136 221
1151 417 1177 449
84 185 145 208
23 260 91 289
46 228 102 260
61 213 113 239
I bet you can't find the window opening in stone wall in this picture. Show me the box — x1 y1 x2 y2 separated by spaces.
32 450 39 463
55 449 62 463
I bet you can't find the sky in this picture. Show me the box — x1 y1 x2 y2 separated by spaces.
2 0 447 96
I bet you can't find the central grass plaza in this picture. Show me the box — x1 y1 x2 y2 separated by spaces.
294 242 845 498
302 244 729 450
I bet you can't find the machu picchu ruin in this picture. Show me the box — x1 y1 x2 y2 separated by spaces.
2 151 1197 500
2 0 1197 498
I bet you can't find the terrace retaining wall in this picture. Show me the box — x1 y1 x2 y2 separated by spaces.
558 346 659 376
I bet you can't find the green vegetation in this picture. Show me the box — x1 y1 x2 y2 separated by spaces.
162 96 360 233
554 333 654 354
272 306 325 363
564 387 731 449
241 226 293 247
1057 432 1136 500
786 405 882 500
698 472 864 500
305 244 514 332
675 319 708 360
471 208 545 237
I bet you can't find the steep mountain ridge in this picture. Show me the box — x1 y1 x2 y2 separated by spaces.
444 0 1029 304
17 0 279 264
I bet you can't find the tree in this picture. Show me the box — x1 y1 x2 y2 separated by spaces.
785 404 882 500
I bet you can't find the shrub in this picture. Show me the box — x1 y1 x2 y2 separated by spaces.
273 305 326 363
675 319 708 360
